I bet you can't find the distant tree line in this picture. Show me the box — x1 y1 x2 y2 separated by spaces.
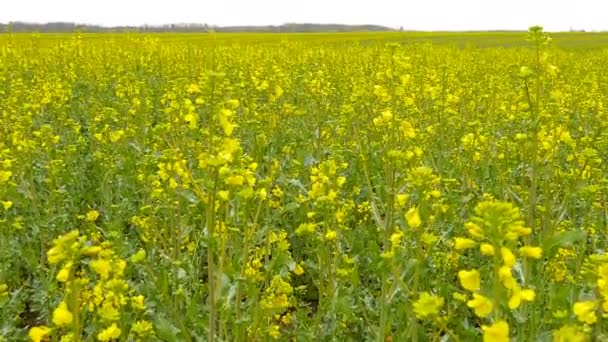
0 22 395 33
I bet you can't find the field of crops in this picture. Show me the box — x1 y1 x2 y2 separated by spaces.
2 27 608 341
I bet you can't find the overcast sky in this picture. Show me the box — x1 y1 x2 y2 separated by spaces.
1 0 606 31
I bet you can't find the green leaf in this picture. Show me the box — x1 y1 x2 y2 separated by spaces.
155 316 182 342
543 230 587 255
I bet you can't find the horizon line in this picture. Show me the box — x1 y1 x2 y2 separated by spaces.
0 21 602 33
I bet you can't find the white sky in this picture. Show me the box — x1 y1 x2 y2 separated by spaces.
1 0 607 31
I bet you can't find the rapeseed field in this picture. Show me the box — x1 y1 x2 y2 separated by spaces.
1 27 608 341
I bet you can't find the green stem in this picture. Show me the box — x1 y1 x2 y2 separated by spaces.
69 266 82 342
206 171 218 342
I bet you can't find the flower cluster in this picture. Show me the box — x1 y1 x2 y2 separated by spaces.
29 230 154 341
454 199 542 339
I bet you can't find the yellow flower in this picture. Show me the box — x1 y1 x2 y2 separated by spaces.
29 326 51 342
257 188 267 200
396 194 409 207
480 243 495 256
405 207 422 229
0 170 12 182
186 83 201 94
508 293 521 310
508 287 535 310
390 230 404 247
218 190 230 201
268 324 281 339
520 289 535 301
552 310 569 319
519 246 543 259
573 301 597 325
60 332 74 342
553 324 589 342
90 259 111 279
296 223 316 236
324 230 337 241
2 200 13 210
519 66 534 78
281 313 293 325
82 246 102 257
130 249 146 263
421 232 438 246
47 246 66 265
225 175 245 186
99 302 120 322
293 263 304 276
467 293 494 318
498 265 517 290
452 292 468 302
381 250 394 259
413 292 444 318
52 301 73 327
400 120 416 138
86 210 100 222
131 295 146 311
97 323 121 341
132 320 154 338
428 190 441 199
454 237 477 250
501 247 516 267
57 230 80 245
482 320 509 342
114 259 126 276
458 269 480 292
56 262 72 283
464 222 483 239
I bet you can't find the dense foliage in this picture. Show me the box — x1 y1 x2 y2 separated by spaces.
2 28 608 341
